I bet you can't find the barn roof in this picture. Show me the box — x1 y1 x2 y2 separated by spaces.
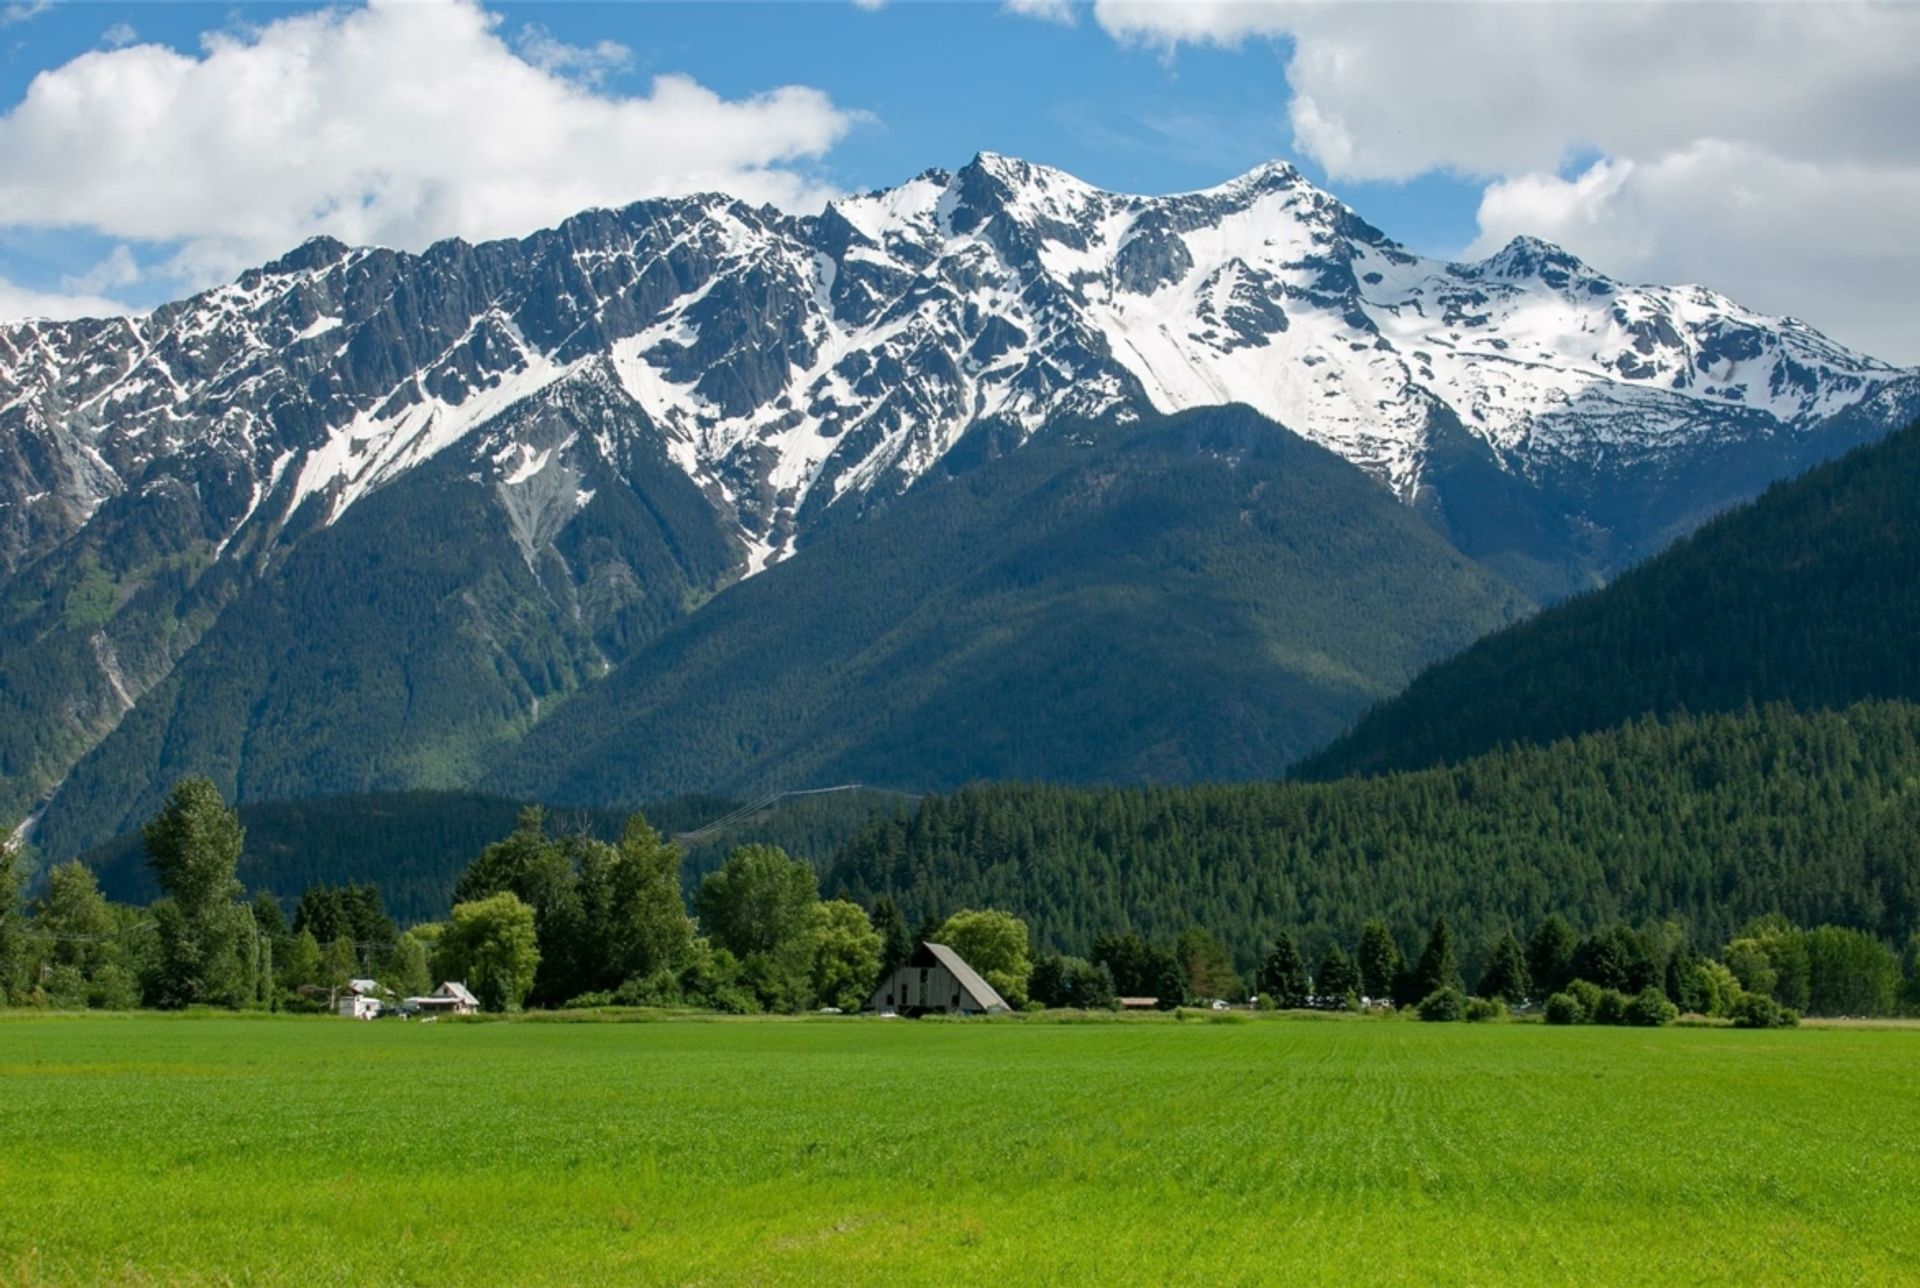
917 942 1011 1012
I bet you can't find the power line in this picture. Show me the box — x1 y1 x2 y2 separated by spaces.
670 783 922 845
18 920 155 943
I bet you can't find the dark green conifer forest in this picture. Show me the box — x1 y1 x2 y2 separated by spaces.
1302 418 1920 780
825 702 1920 974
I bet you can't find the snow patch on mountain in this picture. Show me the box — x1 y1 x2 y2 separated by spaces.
0 152 1908 579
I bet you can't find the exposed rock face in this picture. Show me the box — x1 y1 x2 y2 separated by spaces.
0 151 1914 849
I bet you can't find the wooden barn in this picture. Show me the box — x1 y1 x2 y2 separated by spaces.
869 942 1011 1016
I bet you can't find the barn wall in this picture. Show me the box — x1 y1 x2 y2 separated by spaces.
869 961 984 1014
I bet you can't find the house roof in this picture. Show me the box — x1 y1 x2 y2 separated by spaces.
916 942 1010 1012
435 981 479 1005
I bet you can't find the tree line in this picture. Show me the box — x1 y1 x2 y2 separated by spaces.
825 701 1920 973
4 777 1915 1022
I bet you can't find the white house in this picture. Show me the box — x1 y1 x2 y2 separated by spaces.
404 981 480 1016
868 942 1010 1016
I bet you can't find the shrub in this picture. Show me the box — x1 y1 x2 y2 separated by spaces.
1693 961 1742 1017
1543 992 1584 1025
563 990 617 1010
1591 989 1630 1026
1625 986 1678 1027
44 965 89 1011
1465 996 1506 1023
1418 986 1466 1022
1730 992 1800 1029
87 964 140 1012
1566 979 1604 1017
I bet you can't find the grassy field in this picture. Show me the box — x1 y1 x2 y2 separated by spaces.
2 1014 1917 1286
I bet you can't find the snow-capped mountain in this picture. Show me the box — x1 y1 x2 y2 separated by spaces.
4 151 1917 858
2 151 1909 578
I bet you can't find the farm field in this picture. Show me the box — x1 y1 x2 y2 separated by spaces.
2 1015 1917 1286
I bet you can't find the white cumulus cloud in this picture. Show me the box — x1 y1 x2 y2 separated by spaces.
0 274 131 321
1004 0 1079 24
0 0 861 317
1067 0 1920 364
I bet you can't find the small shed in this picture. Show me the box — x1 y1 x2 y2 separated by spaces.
338 992 382 1020
336 978 390 1019
405 981 480 1016
868 942 1010 1016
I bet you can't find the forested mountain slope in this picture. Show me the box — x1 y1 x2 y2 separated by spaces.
4 153 1912 855
7 151 1912 859
825 702 1920 970
27 399 741 861
1299 417 1920 780
484 405 1531 805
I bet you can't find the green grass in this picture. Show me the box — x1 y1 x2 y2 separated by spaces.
2 1014 1917 1285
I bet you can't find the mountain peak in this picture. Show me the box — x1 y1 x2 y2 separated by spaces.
1478 234 1594 285
958 151 1103 200
260 235 353 277
1212 158 1304 194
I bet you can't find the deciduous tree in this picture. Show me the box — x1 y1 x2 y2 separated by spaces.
937 908 1033 1006
695 845 820 1012
437 892 540 1012
810 899 882 1011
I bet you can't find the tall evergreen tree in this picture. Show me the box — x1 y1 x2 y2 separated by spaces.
1316 943 1361 999
144 778 257 1009
870 895 912 978
1259 933 1311 1008
1092 932 1182 1004
1412 917 1462 1000
1574 925 1660 993
1476 931 1531 1003
1357 919 1402 1001
250 893 288 939
1176 927 1240 1001
1664 947 1708 1014
1527 915 1579 998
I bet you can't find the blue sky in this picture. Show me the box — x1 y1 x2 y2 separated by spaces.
0 1 1914 362
0 0 1479 302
